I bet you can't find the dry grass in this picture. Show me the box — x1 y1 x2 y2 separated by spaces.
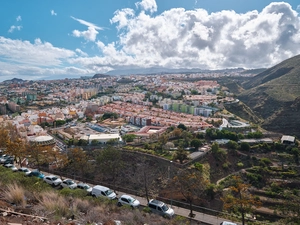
73 198 91 214
37 191 71 217
84 205 107 223
3 183 26 207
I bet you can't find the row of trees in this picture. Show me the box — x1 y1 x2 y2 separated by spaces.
206 128 263 141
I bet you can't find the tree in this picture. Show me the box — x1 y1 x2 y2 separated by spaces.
174 168 208 217
227 140 238 149
0 124 10 149
240 142 250 151
67 147 89 178
96 146 123 192
173 147 188 164
177 123 187 130
191 139 202 150
122 134 136 143
172 128 182 138
55 120 66 127
47 148 69 171
124 157 163 203
221 176 262 225
211 142 220 154
6 138 26 166
27 144 53 170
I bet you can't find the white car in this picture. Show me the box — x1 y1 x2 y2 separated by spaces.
43 175 62 186
117 195 140 208
4 163 18 172
91 185 117 200
77 183 92 193
18 167 31 175
60 179 77 189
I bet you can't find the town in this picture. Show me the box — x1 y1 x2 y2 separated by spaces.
1 69 299 225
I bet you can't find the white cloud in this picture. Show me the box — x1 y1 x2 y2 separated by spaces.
16 16 22 21
8 25 22 33
72 27 99 42
0 37 82 80
92 1 300 70
71 16 104 42
297 5 300 11
75 48 88 57
135 0 157 13
51 10 57 16
71 16 103 30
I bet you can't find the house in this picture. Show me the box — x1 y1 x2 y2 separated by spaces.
281 135 295 145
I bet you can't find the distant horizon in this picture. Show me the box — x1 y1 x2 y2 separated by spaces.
0 66 265 82
1 0 299 81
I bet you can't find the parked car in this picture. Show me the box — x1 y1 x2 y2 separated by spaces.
43 175 62 186
91 185 117 200
220 222 237 225
60 179 77 189
4 163 18 172
117 194 140 208
18 167 31 175
27 170 45 179
77 183 92 194
148 199 174 218
1 156 14 164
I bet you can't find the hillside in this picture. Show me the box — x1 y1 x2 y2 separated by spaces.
237 54 300 137
241 54 300 101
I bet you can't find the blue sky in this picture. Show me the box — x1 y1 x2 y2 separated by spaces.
0 0 300 81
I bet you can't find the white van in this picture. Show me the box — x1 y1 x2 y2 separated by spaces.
91 185 117 200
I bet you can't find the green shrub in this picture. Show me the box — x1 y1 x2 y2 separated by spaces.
237 162 244 167
222 162 230 170
142 206 151 213
194 162 203 171
59 188 88 198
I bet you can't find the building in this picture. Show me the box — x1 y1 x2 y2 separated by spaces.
81 133 122 144
281 135 295 145
28 135 56 146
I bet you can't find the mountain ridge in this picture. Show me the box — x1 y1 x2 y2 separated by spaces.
236 54 300 137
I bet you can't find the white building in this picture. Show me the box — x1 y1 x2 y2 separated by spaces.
81 133 122 144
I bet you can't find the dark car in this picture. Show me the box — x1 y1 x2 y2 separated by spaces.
27 170 45 179
1 157 14 165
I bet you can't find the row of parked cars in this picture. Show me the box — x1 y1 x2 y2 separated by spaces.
1 154 175 218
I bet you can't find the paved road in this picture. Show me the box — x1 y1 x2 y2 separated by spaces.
38 169 239 225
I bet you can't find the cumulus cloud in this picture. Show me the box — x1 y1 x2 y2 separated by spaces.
91 1 300 70
71 16 104 42
8 25 22 33
135 0 157 13
0 37 95 81
16 15 22 21
0 37 75 67
51 10 57 16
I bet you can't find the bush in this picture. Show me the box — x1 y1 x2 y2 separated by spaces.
59 188 88 198
38 191 71 217
142 206 152 213
222 162 230 170
237 162 244 167
194 162 203 171
3 183 26 207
